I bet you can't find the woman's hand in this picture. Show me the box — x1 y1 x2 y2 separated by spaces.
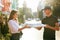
24 25 31 28
18 25 31 31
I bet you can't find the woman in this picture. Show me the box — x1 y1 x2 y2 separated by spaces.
8 10 29 40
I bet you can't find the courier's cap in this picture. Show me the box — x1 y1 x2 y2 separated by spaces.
44 6 51 10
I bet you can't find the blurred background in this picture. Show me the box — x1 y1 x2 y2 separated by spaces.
0 0 60 40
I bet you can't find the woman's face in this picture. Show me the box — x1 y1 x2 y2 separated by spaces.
13 13 18 19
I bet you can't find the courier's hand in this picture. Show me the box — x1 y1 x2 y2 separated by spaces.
44 24 50 28
35 27 42 30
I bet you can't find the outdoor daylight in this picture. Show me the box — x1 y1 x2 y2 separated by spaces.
0 0 60 40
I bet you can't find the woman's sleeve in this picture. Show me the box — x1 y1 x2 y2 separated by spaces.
8 20 20 31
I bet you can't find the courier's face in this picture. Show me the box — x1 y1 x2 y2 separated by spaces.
44 9 51 16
